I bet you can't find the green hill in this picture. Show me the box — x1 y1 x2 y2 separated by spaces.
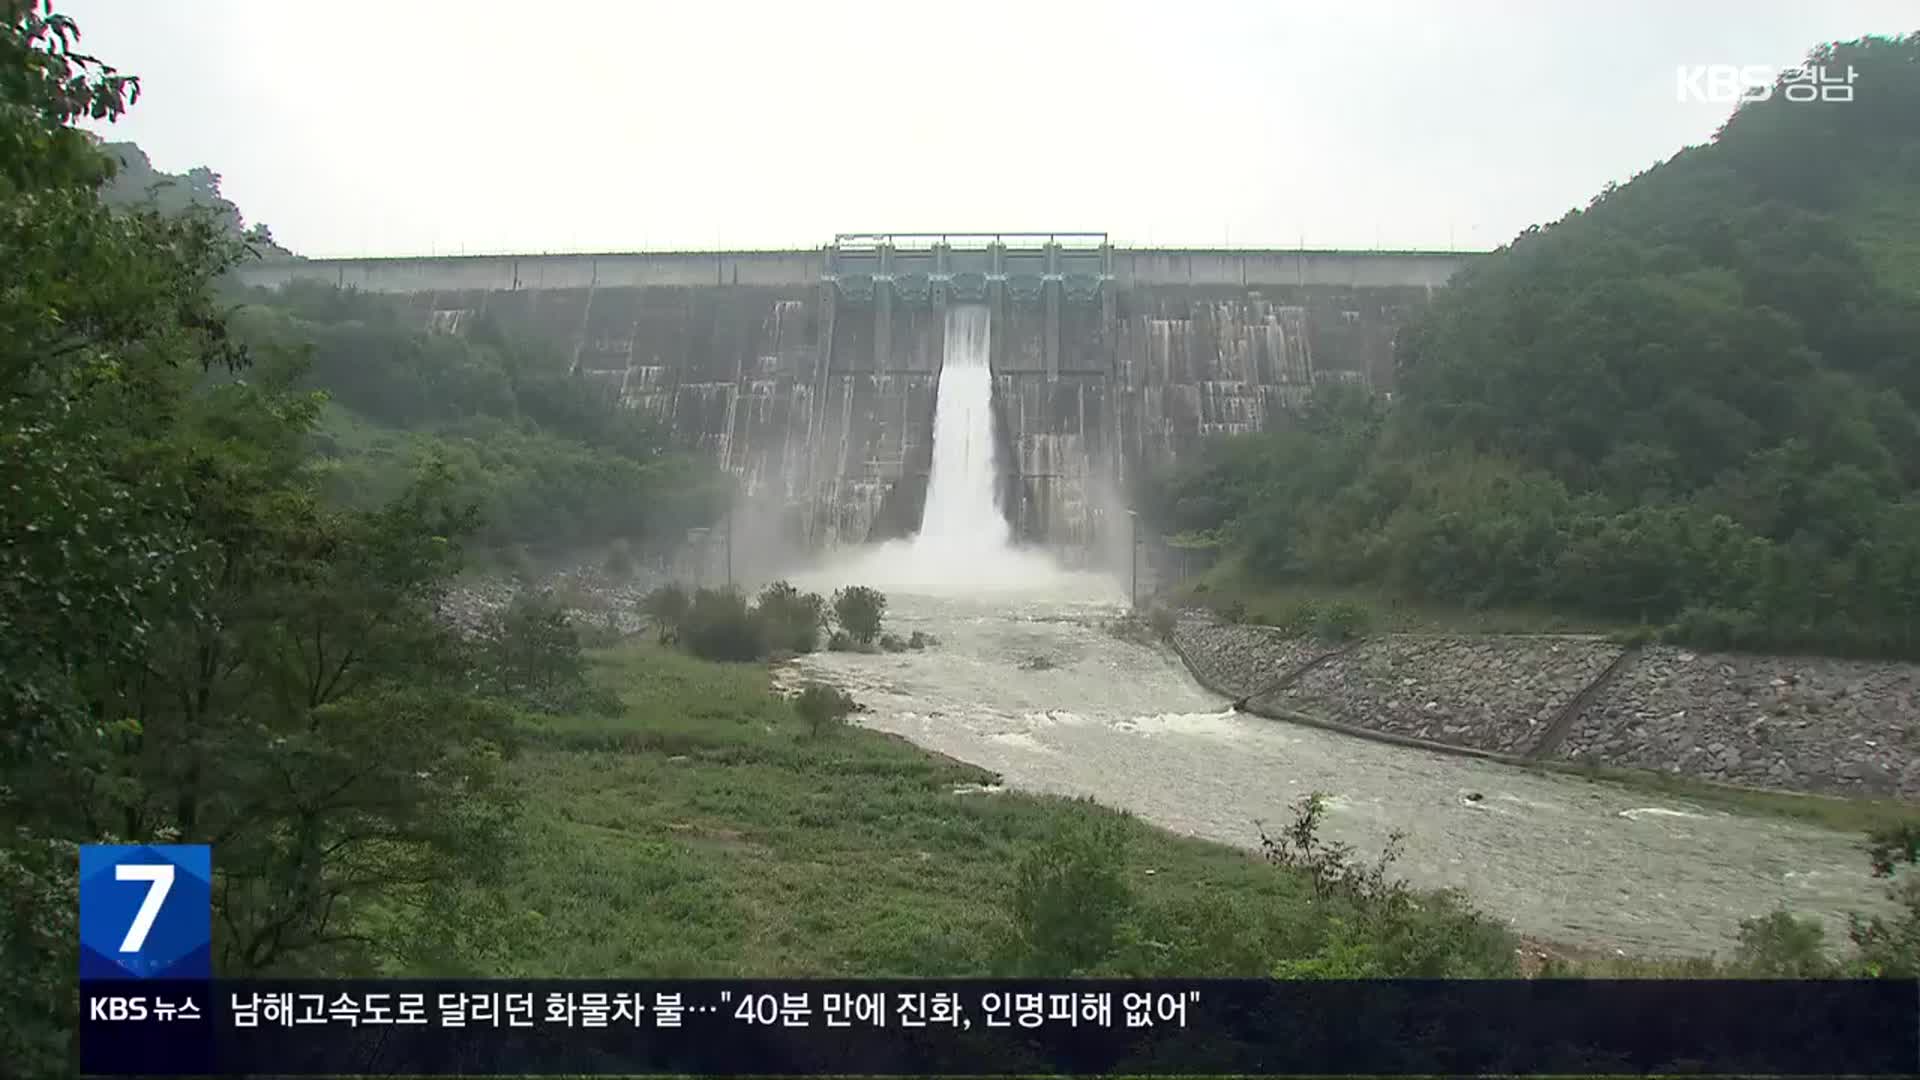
95 138 295 258
1147 32 1920 658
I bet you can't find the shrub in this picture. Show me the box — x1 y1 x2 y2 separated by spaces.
1308 600 1373 642
1260 792 1517 977
1009 804 1134 975
678 587 767 662
1147 606 1178 642
1735 911 1834 976
879 633 907 653
794 681 858 739
907 630 933 650
832 585 887 645
753 580 826 655
642 583 689 644
826 630 855 652
1220 599 1247 624
1848 823 1920 976
474 590 619 715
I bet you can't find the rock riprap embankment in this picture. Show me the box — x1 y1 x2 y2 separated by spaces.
1170 615 1920 799
1561 646 1920 798
1169 617 1336 697
440 562 668 639
1261 634 1622 756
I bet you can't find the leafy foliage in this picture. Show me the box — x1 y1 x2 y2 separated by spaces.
1007 804 1134 975
1261 794 1516 978
95 140 289 256
1733 911 1834 977
0 5 519 1064
832 586 887 647
1138 35 1920 659
474 590 620 715
643 583 690 644
234 283 732 557
793 682 857 740
754 581 826 656
676 588 767 663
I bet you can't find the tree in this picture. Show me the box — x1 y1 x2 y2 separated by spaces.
643 583 690 644
832 586 887 647
793 682 856 739
0 7 519 1066
1008 805 1133 975
754 581 826 655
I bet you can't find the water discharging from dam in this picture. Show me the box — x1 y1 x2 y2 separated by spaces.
814 305 1101 595
918 306 1010 556
784 307 1889 957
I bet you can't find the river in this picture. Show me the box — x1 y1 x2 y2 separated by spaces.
785 577 1892 959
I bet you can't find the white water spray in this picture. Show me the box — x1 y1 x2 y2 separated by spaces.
917 305 1009 554
797 305 1115 598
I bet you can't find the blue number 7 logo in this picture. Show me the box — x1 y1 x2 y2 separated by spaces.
79 845 212 980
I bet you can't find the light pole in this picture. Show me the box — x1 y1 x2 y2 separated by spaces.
725 503 734 589
1126 509 1138 611
687 527 709 588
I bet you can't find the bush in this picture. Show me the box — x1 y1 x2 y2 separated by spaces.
1009 804 1134 975
1848 823 1920 976
474 590 619 715
832 585 887 646
1147 606 1178 643
826 630 855 652
1260 792 1517 977
907 630 933 650
1735 911 1835 976
1310 600 1372 641
879 633 907 653
753 580 826 655
1220 599 1247 624
794 681 858 739
642 583 689 644
1267 599 1372 642
678 587 766 662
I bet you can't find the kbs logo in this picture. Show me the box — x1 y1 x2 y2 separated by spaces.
1676 64 1857 104
89 996 149 1021
78 845 211 979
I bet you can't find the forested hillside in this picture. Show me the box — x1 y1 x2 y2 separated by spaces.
95 138 293 258
228 281 731 560
0 7 711 1068
1145 33 1920 658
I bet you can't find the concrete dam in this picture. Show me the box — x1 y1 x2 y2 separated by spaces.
235 235 1468 551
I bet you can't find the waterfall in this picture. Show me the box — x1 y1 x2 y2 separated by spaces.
916 305 1009 552
796 304 1112 597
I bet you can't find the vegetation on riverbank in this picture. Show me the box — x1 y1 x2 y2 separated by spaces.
1137 33 1920 661
9 3 1920 1071
644 581 929 662
418 641 1520 980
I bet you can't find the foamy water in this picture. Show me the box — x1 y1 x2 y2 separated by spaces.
787 590 1894 958
771 303 1888 957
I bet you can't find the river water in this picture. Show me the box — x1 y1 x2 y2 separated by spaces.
785 578 1892 958
779 303 1889 959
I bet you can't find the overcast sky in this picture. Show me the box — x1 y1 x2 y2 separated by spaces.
60 0 1917 258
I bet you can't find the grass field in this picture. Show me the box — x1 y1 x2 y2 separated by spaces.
422 643 1466 979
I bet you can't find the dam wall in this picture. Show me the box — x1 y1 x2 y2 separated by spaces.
235 245 1471 548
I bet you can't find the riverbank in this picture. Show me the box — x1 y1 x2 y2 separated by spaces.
1170 613 1920 807
425 640 1518 978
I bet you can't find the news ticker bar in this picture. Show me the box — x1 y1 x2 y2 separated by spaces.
81 978 1918 1076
